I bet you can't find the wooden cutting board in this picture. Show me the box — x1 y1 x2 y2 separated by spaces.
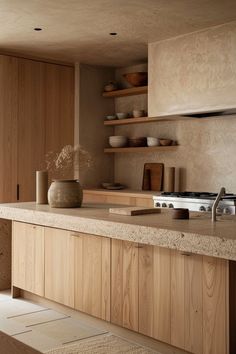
142 163 164 191
109 206 161 216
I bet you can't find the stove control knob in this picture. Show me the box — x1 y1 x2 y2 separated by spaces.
162 203 167 208
207 206 212 212
216 207 223 214
168 203 174 208
199 206 206 211
223 207 231 215
155 202 161 207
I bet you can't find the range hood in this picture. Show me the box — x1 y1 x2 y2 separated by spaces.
182 108 236 118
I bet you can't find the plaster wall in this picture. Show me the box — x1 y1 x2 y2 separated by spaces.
114 22 236 192
76 64 115 188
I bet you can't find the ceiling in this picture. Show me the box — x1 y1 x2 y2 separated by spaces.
0 0 236 67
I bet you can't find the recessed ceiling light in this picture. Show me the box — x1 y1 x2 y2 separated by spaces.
34 28 42 31
109 32 117 36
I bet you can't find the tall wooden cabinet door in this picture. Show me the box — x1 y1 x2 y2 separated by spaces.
202 256 228 354
45 227 74 307
74 233 110 321
45 64 74 180
18 58 45 202
111 239 138 331
0 55 18 202
12 222 44 296
139 245 171 342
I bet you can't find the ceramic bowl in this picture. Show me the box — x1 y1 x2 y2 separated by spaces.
104 82 118 92
106 115 117 120
159 139 173 146
132 109 145 118
109 136 128 148
147 137 160 147
128 137 147 147
116 112 128 119
123 72 148 87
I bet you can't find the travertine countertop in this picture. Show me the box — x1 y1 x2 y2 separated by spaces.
0 202 236 261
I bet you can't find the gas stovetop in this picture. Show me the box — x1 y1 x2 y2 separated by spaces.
153 191 236 214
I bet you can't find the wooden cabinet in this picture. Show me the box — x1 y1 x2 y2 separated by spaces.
45 63 74 160
12 222 230 354
18 59 46 202
0 55 18 203
74 232 110 321
12 221 44 296
111 240 229 354
139 245 171 342
45 227 75 307
44 228 110 320
0 54 74 203
83 190 154 208
111 239 139 331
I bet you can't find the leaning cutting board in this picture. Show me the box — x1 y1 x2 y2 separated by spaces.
142 163 164 191
109 206 161 216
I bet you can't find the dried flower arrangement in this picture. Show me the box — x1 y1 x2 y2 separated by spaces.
46 144 93 180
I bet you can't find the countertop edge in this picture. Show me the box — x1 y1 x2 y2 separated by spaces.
0 204 235 261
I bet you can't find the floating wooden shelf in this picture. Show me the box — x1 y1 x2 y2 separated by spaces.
102 86 148 98
104 146 178 153
103 116 185 126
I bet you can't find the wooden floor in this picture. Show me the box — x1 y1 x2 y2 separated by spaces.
0 290 190 354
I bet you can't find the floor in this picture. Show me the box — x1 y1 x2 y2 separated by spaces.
0 291 189 354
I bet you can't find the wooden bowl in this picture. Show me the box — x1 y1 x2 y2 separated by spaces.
123 72 148 87
172 208 189 219
159 139 173 146
128 137 147 147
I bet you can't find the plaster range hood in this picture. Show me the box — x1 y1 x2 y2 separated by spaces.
182 108 236 118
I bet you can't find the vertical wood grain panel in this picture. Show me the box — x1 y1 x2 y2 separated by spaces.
111 240 138 331
74 233 110 320
0 55 18 202
45 227 74 307
18 58 45 202
153 246 171 342
171 250 185 348
101 237 111 321
203 256 228 354
45 64 74 181
229 261 236 354
139 245 153 336
111 239 124 326
12 222 44 296
184 254 203 354
122 241 139 331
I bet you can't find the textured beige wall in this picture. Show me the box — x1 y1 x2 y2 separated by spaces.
114 22 236 193
149 21 236 116
77 64 115 188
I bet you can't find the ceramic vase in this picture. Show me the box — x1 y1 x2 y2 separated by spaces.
48 179 83 208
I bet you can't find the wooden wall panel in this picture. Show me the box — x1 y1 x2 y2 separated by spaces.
45 64 74 181
0 55 18 202
17 59 45 202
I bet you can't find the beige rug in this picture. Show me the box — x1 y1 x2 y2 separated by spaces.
45 333 160 354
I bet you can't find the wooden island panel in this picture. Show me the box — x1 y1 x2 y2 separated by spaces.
74 233 111 321
111 239 139 331
12 222 44 297
45 227 75 307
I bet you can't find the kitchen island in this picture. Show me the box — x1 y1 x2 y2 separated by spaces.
0 202 235 354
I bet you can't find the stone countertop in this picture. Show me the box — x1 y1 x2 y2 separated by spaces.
0 202 236 261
